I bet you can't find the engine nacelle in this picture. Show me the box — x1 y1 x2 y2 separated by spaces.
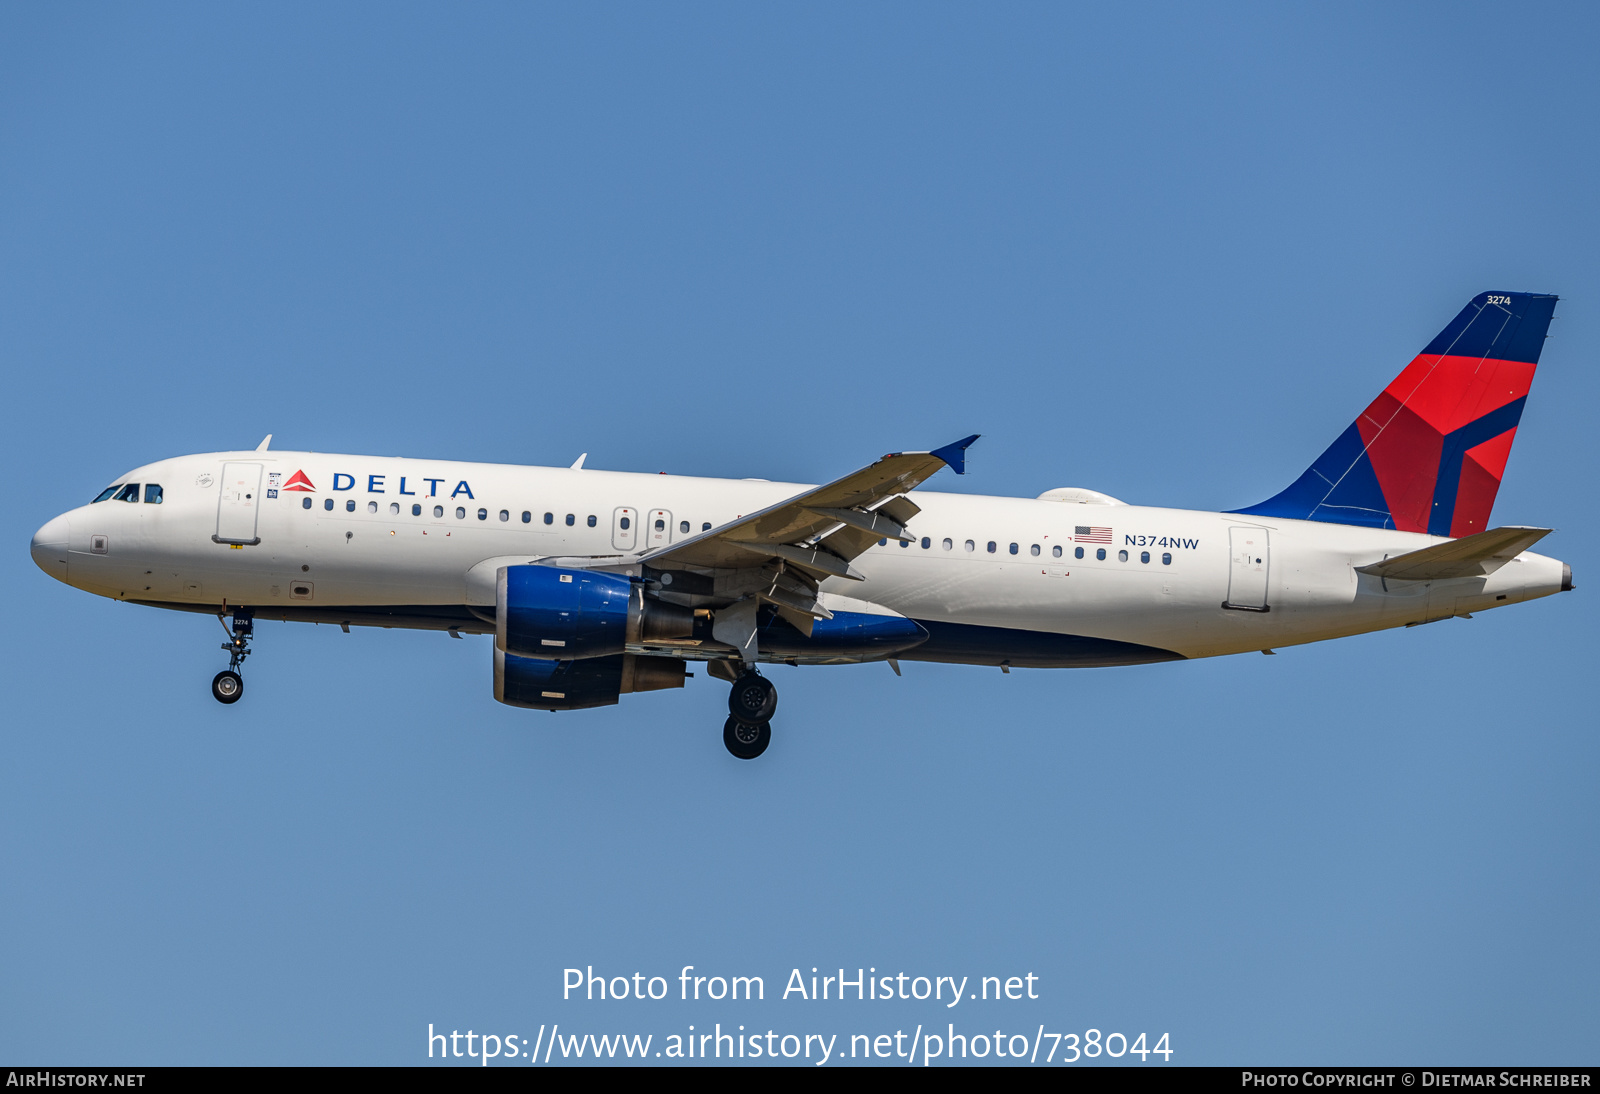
496 564 693 659
494 650 686 711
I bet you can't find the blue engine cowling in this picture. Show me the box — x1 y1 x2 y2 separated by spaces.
497 564 633 659
497 564 696 659
494 650 686 711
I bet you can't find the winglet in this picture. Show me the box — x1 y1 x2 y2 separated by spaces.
256 434 272 451
929 434 980 475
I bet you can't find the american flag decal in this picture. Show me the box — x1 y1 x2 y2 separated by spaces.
1074 525 1112 543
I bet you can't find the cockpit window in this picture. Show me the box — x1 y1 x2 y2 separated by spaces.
92 485 123 503
143 484 163 504
113 484 141 503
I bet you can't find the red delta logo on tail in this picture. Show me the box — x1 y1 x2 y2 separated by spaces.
1236 291 1558 536
282 470 316 492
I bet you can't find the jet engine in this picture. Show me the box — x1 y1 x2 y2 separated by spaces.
495 650 687 711
496 564 693 659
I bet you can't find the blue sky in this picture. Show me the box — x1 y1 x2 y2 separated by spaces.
2 2 1596 1065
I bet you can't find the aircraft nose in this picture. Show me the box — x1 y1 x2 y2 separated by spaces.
31 513 70 583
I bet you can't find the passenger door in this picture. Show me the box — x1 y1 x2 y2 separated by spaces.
1224 526 1270 611
215 463 264 545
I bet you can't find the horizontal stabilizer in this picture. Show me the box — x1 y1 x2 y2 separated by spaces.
1356 526 1550 581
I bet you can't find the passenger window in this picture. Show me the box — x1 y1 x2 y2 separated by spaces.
680 521 690 534
434 505 444 517
345 499 356 512
389 502 400 515
940 538 951 550
522 511 531 523
655 519 665 531
367 501 378 513
965 540 975 552
987 541 996 553
1162 552 1172 565
1118 549 1129 562
114 484 140 502
1052 545 1062 558
413 504 422 516
900 539 910 548
1096 548 1106 560
456 507 466 519
1009 543 1018 555
921 537 930 549
702 522 711 531
325 498 334 511
143 484 163 504
478 509 488 520
1074 547 1084 559
1141 550 1150 564
565 514 575 526
92 485 122 503
619 516 631 530
545 512 554 524
499 510 509 522
1030 544 1040 556
303 497 313 510
587 515 597 527
878 538 888 546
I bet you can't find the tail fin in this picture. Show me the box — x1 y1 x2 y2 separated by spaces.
1234 291 1558 535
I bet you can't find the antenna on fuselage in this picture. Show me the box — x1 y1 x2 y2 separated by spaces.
256 434 272 451
570 453 587 470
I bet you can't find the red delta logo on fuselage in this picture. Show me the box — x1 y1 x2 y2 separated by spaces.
283 470 316 492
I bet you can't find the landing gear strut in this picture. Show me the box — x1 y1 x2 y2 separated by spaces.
724 670 776 759
213 609 254 705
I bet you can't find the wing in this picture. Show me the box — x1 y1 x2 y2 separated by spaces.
1356 526 1551 581
637 435 977 649
640 435 978 577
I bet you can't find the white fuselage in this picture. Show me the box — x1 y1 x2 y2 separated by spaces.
30 449 1570 665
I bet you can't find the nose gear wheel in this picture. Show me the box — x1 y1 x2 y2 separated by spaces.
212 670 243 704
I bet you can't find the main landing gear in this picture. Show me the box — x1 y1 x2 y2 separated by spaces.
723 670 777 760
212 609 254 705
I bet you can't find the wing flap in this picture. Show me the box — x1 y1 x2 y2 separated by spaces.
1356 526 1551 581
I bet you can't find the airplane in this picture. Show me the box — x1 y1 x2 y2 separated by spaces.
29 291 1573 759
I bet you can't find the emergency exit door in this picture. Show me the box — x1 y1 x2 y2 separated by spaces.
1224 526 1270 611
646 509 673 549
612 507 638 551
214 463 264 545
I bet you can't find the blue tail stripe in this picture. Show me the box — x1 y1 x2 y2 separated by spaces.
1426 397 1526 536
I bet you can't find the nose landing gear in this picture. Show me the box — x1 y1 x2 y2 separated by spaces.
724 670 776 759
213 609 254 705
